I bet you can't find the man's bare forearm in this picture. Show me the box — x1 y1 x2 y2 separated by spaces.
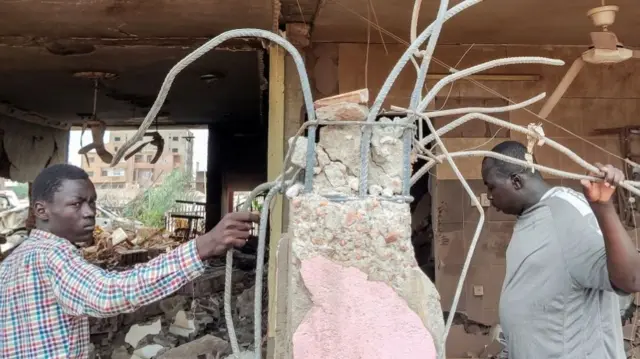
592 201 640 293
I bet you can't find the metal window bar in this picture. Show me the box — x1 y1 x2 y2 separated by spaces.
164 199 207 240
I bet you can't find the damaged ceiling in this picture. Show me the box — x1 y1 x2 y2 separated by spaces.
311 0 640 47
1 0 639 128
0 0 274 127
0 47 263 127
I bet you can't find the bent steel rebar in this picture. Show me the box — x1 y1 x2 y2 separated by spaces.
122 0 640 356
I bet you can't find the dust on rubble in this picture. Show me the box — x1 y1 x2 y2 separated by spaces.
79 226 266 359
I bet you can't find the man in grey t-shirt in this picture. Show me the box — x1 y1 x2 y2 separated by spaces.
481 141 640 359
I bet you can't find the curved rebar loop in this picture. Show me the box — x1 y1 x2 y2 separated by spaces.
415 112 600 176
110 29 317 168
415 57 564 114
253 184 283 359
225 181 278 354
359 0 483 196
225 169 299 358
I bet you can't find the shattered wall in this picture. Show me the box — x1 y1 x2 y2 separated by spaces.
282 93 444 358
0 114 68 182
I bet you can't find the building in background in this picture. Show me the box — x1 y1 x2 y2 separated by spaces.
81 129 195 206
195 170 206 194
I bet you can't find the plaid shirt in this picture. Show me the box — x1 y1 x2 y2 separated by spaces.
0 229 205 358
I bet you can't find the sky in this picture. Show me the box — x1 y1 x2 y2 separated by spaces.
67 128 209 172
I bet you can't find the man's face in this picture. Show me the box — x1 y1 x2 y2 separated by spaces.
35 179 97 243
482 164 521 216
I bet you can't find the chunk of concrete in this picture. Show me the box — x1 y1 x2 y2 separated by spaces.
224 352 256 359
287 194 445 358
316 103 369 122
236 286 254 319
157 335 231 359
168 310 197 338
132 344 166 359
125 318 162 348
287 137 331 173
159 296 187 321
110 228 129 246
110 346 130 359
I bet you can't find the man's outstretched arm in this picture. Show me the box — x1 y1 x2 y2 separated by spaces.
45 212 258 318
583 164 640 293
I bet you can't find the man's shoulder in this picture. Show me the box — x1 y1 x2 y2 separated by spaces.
541 187 594 220
9 232 79 264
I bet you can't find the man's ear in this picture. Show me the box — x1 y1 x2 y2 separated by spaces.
33 201 49 221
510 173 523 190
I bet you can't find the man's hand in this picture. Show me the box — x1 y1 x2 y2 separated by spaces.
580 163 625 204
195 212 260 260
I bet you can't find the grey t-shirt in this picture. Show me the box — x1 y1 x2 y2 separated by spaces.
499 187 626 359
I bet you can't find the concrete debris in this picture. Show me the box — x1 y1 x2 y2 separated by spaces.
132 343 166 359
110 227 129 246
235 286 254 320
287 107 407 196
82 226 183 269
159 296 188 321
285 182 305 198
157 335 231 359
111 346 130 359
125 318 162 348
89 259 264 358
168 310 197 338
316 103 369 122
224 351 256 359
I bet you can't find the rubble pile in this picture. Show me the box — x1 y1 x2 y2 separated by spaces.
82 226 184 269
89 265 267 359
622 295 640 359
79 225 267 359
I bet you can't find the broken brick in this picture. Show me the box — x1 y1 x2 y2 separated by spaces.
313 88 369 109
316 103 369 122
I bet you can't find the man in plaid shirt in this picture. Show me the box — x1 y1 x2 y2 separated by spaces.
0 164 259 358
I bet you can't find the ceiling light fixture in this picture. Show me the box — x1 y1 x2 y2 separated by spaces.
200 71 226 83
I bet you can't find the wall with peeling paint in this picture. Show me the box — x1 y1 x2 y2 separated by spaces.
0 114 68 182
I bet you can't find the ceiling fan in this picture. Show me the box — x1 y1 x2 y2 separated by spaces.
538 4 640 118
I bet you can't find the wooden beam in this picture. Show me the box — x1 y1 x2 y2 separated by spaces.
266 42 286 356
0 36 263 50
0 102 71 130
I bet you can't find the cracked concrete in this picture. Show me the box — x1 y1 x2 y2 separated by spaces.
288 115 408 197
281 92 444 359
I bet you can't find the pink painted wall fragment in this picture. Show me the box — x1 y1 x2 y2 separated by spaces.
293 256 437 359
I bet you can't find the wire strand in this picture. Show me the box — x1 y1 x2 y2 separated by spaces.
331 0 629 163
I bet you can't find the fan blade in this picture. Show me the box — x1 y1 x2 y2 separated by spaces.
538 57 585 119
590 31 618 50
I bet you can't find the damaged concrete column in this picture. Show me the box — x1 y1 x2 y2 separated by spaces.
279 89 445 359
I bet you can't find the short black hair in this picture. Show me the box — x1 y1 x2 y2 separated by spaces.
32 164 89 203
483 141 541 178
